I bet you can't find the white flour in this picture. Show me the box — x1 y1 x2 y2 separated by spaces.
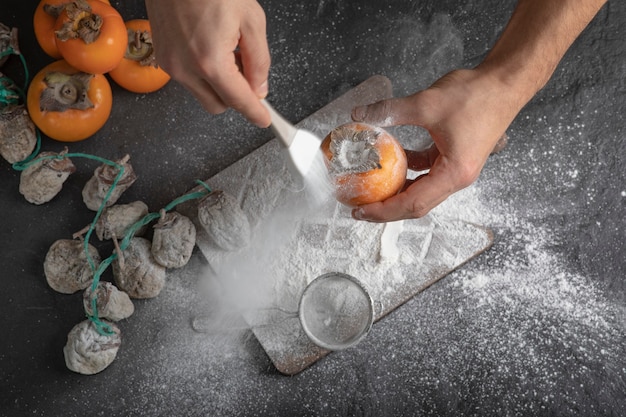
128 166 625 415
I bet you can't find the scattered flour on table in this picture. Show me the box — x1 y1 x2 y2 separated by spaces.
121 105 625 414
118 13 625 408
398 189 626 415
150 119 623 387
128 174 625 415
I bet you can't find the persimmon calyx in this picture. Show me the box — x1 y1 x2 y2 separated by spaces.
55 0 103 44
155 209 177 228
126 29 158 67
39 71 94 112
45 147 78 173
97 154 137 186
327 126 382 175
0 23 20 62
43 3 68 19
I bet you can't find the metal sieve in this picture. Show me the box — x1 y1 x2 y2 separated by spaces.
192 272 374 351
298 272 374 351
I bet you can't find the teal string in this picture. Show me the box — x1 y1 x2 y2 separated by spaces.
0 76 20 105
0 46 29 103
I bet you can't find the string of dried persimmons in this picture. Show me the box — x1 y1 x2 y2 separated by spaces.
1 23 226 375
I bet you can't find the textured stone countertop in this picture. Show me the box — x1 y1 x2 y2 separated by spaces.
1 1 624 416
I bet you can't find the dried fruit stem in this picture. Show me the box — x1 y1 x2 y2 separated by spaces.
82 154 137 211
0 23 19 65
126 29 157 67
112 235 124 270
72 225 89 240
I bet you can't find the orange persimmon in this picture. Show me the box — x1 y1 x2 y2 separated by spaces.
54 0 127 74
34 0 68 59
321 122 408 207
33 0 112 59
27 60 113 142
108 19 171 93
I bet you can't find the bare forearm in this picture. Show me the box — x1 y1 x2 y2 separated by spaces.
350 0 608 222
479 0 607 108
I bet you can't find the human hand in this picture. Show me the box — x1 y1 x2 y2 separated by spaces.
350 69 517 222
145 0 271 127
348 0 607 223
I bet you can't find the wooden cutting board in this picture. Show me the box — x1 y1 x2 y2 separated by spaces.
180 75 493 375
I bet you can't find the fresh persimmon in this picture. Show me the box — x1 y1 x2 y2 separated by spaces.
54 0 127 74
108 19 171 93
27 60 113 142
33 0 68 59
321 122 408 207
33 0 112 59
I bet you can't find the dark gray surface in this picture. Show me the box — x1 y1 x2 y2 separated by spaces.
1 1 625 416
